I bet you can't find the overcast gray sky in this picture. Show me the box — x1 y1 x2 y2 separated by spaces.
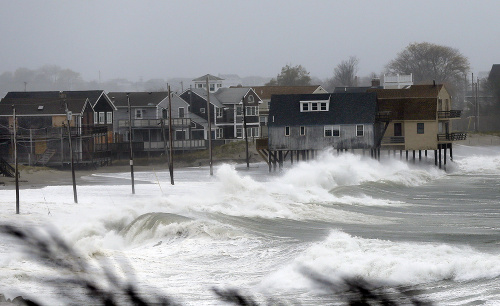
1 0 499 82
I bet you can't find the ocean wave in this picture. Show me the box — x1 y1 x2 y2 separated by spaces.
453 154 500 174
278 150 443 190
258 230 500 292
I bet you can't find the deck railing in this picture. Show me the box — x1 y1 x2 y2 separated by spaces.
118 118 192 128
382 136 405 144
438 110 462 119
437 133 467 141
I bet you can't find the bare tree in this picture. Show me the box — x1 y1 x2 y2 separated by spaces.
331 56 359 88
386 42 470 88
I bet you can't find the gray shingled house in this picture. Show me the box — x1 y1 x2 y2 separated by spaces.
264 92 379 165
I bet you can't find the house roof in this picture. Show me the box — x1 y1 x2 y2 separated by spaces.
0 97 90 116
269 93 377 126
377 98 437 121
245 85 324 100
108 92 169 107
192 74 224 82
4 90 104 104
488 64 500 80
213 87 252 104
367 84 444 99
184 88 224 108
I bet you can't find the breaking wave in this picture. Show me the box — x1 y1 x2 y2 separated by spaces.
259 230 500 292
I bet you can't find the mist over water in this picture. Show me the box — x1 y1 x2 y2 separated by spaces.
0 145 499 304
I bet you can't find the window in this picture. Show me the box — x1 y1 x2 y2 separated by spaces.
417 123 424 134
300 99 330 112
248 95 254 103
246 106 257 116
99 112 105 124
300 126 305 136
200 107 206 114
94 112 98 124
106 112 113 124
210 84 215 91
217 84 222 88
178 107 185 118
236 128 243 138
259 116 268 125
246 127 259 138
324 125 340 137
216 128 223 139
216 107 223 118
394 122 402 136
197 84 203 88
285 126 290 136
135 109 144 119
175 130 186 140
356 125 364 137
236 105 243 116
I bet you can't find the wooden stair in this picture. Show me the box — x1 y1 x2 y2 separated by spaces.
0 156 15 178
36 149 56 166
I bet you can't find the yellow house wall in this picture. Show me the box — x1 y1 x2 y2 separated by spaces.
404 121 438 150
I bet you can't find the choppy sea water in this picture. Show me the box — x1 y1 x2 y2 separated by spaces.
0 144 499 305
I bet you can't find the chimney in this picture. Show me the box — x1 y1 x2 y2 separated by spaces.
371 78 381 87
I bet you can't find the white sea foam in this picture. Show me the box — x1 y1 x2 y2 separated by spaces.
259 230 500 292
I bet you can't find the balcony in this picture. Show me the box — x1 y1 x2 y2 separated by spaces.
118 118 192 128
437 133 467 141
143 139 206 151
438 110 462 119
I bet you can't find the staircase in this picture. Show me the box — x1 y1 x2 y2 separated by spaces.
36 149 56 166
0 156 15 178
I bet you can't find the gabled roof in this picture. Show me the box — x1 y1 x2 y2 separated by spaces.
183 88 224 108
367 84 444 99
0 97 90 116
488 64 500 80
108 92 169 107
245 85 325 100
269 93 377 126
214 87 255 104
4 90 104 104
192 74 224 82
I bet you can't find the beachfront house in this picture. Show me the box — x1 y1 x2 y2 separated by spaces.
108 91 206 158
368 83 466 166
0 91 112 167
242 85 327 137
180 84 262 142
261 92 379 167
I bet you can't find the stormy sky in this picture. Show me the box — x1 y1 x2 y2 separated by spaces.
1 0 499 82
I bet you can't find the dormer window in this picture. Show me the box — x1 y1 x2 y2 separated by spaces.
300 99 329 112
38 105 44 111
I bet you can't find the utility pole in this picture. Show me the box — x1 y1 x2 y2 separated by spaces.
242 96 249 168
206 76 213 176
167 85 174 185
127 93 135 194
476 78 479 132
65 103 78 203
13 107 19 214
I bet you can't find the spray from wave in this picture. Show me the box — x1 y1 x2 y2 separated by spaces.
259 230 500 292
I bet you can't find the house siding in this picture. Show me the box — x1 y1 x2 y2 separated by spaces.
269 124 374 150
